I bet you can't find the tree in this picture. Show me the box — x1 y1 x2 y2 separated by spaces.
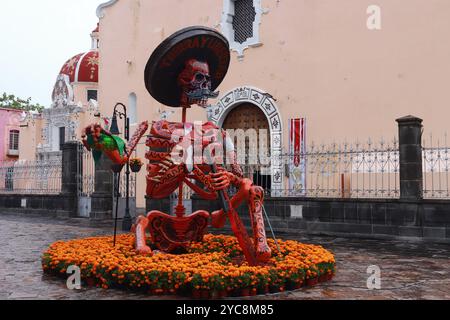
0 92 44 113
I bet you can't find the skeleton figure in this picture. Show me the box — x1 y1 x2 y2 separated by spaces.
133 59 272 265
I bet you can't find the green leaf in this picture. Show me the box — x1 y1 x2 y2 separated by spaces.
0 92 44 112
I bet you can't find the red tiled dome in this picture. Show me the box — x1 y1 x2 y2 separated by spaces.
60 51 99 83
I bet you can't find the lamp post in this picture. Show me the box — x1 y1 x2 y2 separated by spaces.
109 103 133 232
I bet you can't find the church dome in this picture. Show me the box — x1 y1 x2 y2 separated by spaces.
60 50 99 83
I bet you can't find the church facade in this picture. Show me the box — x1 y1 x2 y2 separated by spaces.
94 0 450 208
19 26 102 162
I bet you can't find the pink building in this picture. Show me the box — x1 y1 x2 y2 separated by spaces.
0 108 22 162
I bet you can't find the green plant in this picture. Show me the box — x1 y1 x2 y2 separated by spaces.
210 275 226 291
191 274 204 290
0 92 44 112
290 269 305 283
129 158 143 166
239 273 253 289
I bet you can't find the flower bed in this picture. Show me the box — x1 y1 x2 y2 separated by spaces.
42 234 336 298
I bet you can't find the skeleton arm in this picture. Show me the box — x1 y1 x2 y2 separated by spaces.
223 131 244 178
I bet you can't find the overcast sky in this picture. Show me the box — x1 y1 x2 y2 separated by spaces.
0 0 105 107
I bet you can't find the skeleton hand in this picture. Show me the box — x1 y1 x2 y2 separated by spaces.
207 169 233 191
231 164 244 178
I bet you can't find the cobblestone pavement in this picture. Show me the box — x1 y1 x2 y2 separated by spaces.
1 213 449 300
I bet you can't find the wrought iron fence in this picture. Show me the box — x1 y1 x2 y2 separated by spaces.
0 160 62 194
170 183 193 201
237 138 400 199
5 135 449 201
423 134 450 199
118 171 137 198
77 144 137 198
77 144 95 197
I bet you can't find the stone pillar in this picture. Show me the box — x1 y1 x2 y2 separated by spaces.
90 155 114 219
396 116 423 201
60 142 82 217
61 142 80 195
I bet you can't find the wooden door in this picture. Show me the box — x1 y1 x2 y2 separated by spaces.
222 103 271 190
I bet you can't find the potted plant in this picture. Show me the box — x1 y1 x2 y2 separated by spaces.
256 273 270 295
191 274 204 299
318 263 335 283
268 270 283 293
287 269 305 290
110 163 124 173
306 266 319 287
129 158 143 173
211 275 227 299
201 288 211 299
239 273 253 297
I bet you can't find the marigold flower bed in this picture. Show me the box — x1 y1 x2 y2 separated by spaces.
42 234 336 298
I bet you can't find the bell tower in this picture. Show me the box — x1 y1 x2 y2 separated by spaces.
91 23 100 50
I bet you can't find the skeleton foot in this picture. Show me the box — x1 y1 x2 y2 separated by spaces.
256 244 272 263
136 245 153 256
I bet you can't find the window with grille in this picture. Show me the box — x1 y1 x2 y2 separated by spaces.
5 167 14 190
232 0 256 44
9 130 19 151
87 89 98 102
59 127 66 151
221 0 262 58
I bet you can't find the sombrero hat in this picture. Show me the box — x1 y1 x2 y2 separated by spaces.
144 26 231 108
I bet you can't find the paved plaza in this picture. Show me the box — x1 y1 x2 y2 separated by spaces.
0 212 449 300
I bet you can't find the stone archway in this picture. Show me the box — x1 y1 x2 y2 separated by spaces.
208 86 283 194
222 103 271 155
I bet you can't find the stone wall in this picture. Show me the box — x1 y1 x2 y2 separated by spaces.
1 116 449 241
0 194 76 217
192 197 450 241
155 116 450 241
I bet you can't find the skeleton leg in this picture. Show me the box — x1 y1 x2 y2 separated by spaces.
133 215 153 255
212 178 271 262
248 186 271 263
211 209 227 228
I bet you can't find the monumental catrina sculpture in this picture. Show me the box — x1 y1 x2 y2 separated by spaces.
82 27 271 266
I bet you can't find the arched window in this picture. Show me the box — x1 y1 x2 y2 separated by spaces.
128 93 138 125
221 0 263 58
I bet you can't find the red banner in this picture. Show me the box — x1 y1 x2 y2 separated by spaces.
289 118 306 196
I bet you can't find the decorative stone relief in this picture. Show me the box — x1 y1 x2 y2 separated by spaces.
210 86 284 195
51 75 74 109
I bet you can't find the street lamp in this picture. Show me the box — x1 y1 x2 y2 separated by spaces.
110 103 133 232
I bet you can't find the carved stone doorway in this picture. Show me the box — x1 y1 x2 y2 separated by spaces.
222 103 272 191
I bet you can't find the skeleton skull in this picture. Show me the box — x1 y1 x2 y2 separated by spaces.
178 59 219 108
